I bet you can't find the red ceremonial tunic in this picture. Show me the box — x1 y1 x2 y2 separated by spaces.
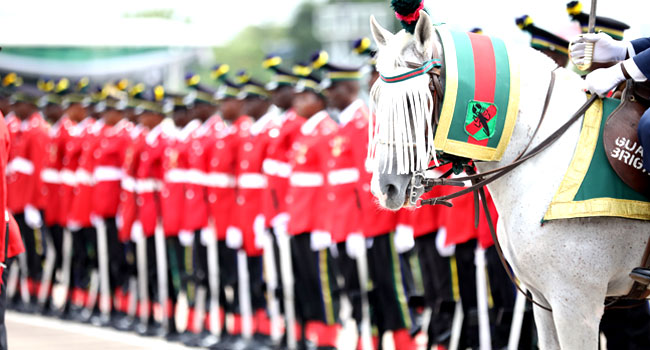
183 118 216 232
233 107 279 256
91 119 131 219
136 122 172 236
60 117 93 228
0 112 25 277
261 109 305 228
286 110 338 236
6 112 48 214
41 117 75 226
117 125 145 242
69 119 102 228
206 116 248 240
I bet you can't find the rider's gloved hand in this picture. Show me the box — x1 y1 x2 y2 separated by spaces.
586 58 647 97
570 32 631 65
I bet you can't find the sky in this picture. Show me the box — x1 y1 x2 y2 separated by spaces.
0 0 647 46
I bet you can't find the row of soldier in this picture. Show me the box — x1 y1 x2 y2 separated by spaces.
3 2 650 347
0 37 521 350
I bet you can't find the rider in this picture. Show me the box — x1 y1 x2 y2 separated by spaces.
571 33 650 283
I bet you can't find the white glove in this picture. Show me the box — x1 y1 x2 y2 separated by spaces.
179 230 195 247
226 226 243 249
310 230 332 252
24 204 42 229
253 214 267 249
271 212 290 239
585 63 626 97
345 233 365 259
90 214 104 228
394 224 415 254
570 32 629 65
435 227 455 257
131 221 144 243
200 226 215 246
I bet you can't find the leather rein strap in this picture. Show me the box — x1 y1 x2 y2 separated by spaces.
421 67 601 312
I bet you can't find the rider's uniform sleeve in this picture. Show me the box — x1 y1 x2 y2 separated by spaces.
629 38 650 79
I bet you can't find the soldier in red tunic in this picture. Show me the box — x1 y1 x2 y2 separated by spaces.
286 70 341 350
6 83 49 311
203 65 247 349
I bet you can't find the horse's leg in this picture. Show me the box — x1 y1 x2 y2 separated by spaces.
549 290 604 350
530 292 560 350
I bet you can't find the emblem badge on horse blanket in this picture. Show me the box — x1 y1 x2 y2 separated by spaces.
433 26 520 161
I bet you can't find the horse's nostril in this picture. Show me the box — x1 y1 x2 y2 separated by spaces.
385 184 398 198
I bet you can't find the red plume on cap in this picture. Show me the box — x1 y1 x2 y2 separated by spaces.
391 0 426 34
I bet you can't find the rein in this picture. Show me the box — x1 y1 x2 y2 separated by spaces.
404 58 599 312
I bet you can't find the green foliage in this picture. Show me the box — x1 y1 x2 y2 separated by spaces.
208 25 288 85
123 9 175 20
287 1 323 63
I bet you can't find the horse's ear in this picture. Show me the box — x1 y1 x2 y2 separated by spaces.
370 15 393 49
413 11 434 58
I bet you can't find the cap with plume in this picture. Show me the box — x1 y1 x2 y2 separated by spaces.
211 63 231 82
263 54 299 89
185 72 216 105
566 1 629 40
391 0 426 34
310 50 329 70
516 15 569 56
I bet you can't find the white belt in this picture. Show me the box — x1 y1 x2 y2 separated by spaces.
327 167 360 186
204 172 236 188
238 173 267 189
8 157 34 175
76 169 94 186
121 176 136 192
187 169 207 186
135 178 162 193
289 172 324 187
60 169 77 186
41 168 60 184
94 166 124 182
262 159 292 178
164 168 188 184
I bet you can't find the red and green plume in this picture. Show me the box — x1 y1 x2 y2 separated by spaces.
391 0 426 34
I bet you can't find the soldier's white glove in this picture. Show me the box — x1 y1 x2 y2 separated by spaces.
345 233 365 259
179 229 194 247
226 226 243 249
131 220 144 243
310 230 332 252
271 212 290 239
90 214 104 228
200 226 215 246
253 214 267 249
585 63 627 97
24 204 42 229
394 224 415 254
435 227 455 257
570 32 630 65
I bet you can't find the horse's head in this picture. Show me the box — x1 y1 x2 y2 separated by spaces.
368 11 442 210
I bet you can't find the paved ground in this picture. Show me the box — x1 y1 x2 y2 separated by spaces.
6 311 190 350
5 310 422 350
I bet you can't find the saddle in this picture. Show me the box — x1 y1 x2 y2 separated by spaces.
603 80 650 199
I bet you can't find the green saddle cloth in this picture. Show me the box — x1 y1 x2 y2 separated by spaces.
544 97 650 222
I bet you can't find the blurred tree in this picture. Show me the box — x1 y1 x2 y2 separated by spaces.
204 25 287 85
287 1 323 63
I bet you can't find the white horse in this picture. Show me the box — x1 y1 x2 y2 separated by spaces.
368 11 650 349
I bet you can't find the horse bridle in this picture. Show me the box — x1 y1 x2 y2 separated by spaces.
395 58 606 312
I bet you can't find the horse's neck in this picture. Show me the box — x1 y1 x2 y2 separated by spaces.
475 47 588 223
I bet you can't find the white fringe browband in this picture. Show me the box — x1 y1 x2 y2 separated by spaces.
368 73 437 174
